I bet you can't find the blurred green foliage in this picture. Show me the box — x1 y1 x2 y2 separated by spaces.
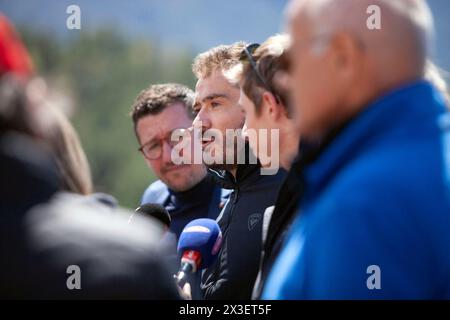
19 27 196 208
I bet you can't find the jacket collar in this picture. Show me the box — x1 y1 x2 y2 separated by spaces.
207 143 264 190
303 80 446 195
168 175 215 207
208 162 261 190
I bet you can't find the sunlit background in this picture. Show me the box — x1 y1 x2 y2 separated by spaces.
1 0 448 208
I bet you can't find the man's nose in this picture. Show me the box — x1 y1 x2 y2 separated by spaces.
161 140 174 165
193 107 211 131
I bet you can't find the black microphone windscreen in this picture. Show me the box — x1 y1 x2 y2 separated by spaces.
135 203 171 228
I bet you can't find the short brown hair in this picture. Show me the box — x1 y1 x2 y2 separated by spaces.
131 83 195 129
192 42 247 79
239 34 290 115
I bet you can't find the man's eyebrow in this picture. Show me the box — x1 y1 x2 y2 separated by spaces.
141 136 157 147
201 93 229 103
193 93 229 108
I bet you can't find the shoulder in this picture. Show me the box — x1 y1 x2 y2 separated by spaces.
141 180 170 205
21 192 179 298
324 137 446 209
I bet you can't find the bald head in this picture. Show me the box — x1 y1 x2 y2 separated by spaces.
284 0 435 138
288 0 433 83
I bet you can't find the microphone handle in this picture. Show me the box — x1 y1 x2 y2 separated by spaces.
175 261 194 288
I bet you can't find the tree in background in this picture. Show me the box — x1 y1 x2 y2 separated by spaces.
20 27 196 208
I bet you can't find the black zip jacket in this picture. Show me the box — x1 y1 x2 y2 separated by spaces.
251 156 303 299
252 140 333 299
201 162 286 300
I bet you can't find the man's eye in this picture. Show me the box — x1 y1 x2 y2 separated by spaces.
211 101 221 108
192 105 201 114
147 143 159 151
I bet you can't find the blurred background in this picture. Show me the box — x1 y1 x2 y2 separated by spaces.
1 0 448 208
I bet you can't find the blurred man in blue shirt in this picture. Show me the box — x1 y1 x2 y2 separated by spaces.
263 0 450 299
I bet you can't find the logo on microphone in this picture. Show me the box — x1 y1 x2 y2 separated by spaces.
184 225 211 233
248 213 262 231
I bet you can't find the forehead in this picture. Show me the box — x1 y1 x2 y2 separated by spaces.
195 69 238 102
136 102 192 139
287 0 313 35
290 17 311 39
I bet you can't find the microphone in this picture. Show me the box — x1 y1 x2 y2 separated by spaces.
131 203 171 229
175 218 222 288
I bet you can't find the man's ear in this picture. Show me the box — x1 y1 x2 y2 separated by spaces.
329 32 362 80
262 91 283 121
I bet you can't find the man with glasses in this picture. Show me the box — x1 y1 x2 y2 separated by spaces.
191 42 286 300
131 83 228 299
131 83 227 242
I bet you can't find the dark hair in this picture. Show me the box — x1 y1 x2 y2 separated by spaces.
131 83 195 130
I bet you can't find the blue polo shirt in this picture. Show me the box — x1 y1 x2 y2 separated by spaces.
263 81 450 299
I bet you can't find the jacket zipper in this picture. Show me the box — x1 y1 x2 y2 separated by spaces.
207 185 239 292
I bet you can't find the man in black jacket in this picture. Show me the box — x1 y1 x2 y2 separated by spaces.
191 42 286 299
225 34 304 299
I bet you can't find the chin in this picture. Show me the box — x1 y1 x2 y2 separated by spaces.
166 179 194 192
165 171 197 191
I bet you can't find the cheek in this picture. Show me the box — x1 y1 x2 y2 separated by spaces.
245 112 256 130
236 110 246 129
147 159 162 174
295 60 327 101
212 112 232 134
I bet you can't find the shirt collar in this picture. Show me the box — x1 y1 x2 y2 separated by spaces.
168 175 215 206
303 80 445 193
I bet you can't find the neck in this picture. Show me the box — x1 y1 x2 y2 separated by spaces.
229 166 238 178
279 121 301 171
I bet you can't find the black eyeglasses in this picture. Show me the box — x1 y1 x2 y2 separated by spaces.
138 128 187 160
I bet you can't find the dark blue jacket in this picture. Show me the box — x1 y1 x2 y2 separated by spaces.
141 177 229 240
263 81 450 299
1 133 179 299
141 176 229 299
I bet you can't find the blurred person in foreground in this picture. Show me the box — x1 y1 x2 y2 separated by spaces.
0 15 179 297
425 60 450 108
191 42 287 299
263 0 450 299
225 34 306 299
0 75 180 299
31 81 117 208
